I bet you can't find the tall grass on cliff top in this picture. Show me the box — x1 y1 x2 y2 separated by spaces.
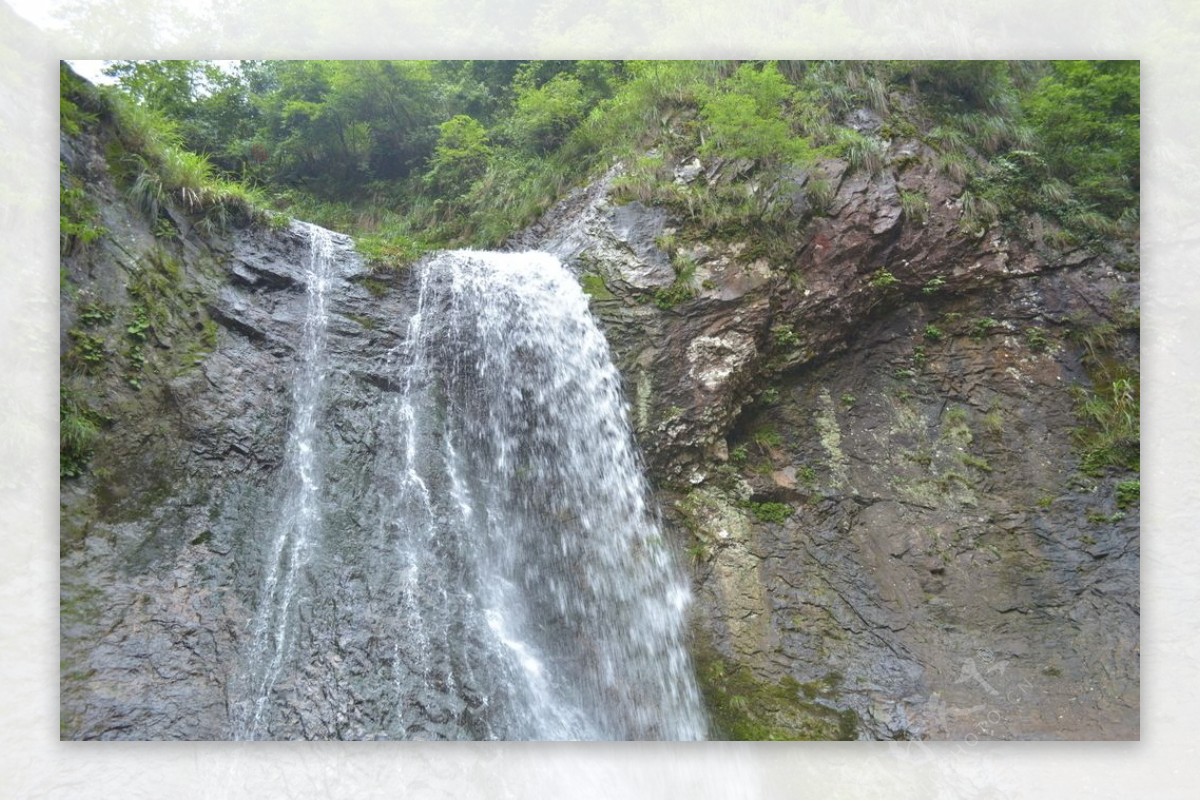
64 64 271 233
113 93 269 231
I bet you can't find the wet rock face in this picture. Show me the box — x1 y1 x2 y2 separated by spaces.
521 143 1139 740
59 116 411 738
61 110 1138 741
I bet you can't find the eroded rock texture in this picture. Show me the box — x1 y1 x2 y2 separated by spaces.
60 113 420 738
517 147 1138 740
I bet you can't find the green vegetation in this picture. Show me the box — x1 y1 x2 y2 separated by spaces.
1022 61 1139 223
653 270 698 310
772 325 801 348
899 189 929 223
1073 376 1139 476
77 302 115 327
578 273 617 301
60 387 103 478
1025 326 1051 353
867 269 898 290
1115 479 1140 509
922 277 946 295
944 405 969 426
752 427 783 449
968 317 1001 339
695 650 858 740
61 62 271 239
60 179 107 255
80 59 1137 267
1086 509 1125 526
960 453 993 473
1069 316 1140 476
739 500 794 524
66 329 106 372
982 406 1005 437
835 128 885 175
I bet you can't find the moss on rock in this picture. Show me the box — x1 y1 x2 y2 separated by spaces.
694 642 858 740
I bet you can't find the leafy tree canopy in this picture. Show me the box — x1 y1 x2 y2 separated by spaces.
91 58 1138 252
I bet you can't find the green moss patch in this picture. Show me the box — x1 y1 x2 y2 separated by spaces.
695 646 858 740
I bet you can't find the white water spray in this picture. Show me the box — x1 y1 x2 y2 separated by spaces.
377 250 707 739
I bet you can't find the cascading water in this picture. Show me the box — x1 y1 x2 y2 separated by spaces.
234 241 707 740
374 250 707 740
233 223 336 740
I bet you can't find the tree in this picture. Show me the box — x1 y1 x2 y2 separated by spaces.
1023 60 1139 217
505 71 588 154
424 115 492 197
698 61 812 168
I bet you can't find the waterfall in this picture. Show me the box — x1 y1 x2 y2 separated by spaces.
234 243 707 740
233 223 336 740
377 250 706 740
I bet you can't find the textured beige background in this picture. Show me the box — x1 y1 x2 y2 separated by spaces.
5 0 1195 795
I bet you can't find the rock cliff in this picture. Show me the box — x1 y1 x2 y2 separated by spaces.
515 144 1139 739
60 88 1138 740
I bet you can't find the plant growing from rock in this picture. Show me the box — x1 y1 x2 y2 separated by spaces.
60 180 107 256
899 189 930 223
1115 479 1140 509
772 325 801 348
1073 376 1139 476
729 445 749 467
922 277 946 295
968 317 1000 339
60 387 102 478
868 269 898 290
740 500 794 524
1025 326 1051 352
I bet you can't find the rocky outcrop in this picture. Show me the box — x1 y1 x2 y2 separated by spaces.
518 139 1139 739
59 110 420 738
60 88 1138 740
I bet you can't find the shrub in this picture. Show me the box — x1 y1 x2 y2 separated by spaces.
507 72 588 154
1023 61 1139 220
424 114 492 197
698 62 815 169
